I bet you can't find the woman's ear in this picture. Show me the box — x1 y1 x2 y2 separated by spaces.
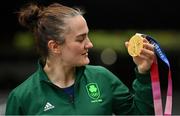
47 40 61 54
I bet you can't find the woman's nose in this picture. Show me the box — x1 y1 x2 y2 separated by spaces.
85 38 93 49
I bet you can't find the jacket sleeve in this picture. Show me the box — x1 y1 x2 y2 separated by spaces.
110 68 154 115
5 91 24 115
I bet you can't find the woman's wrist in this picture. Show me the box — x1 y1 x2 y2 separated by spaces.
137 66 149 74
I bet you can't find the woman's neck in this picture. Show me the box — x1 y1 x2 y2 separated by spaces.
43 58 75 88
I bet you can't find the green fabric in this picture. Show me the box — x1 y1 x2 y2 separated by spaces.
5 61 154 115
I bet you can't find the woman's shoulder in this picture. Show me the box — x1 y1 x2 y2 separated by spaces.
85 65 109 72
83 65 121 84
84 65 115 78
8 71 40 99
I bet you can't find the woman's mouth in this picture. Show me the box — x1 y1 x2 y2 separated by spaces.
82 50 88 56
82 52 88 56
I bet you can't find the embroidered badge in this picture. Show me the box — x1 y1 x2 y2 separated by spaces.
86 83 102 103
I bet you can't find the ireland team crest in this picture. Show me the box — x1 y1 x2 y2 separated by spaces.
86 83 100 99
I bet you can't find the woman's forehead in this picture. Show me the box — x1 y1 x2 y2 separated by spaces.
65 15 88 35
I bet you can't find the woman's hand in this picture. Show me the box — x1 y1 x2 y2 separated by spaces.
125 38 155 74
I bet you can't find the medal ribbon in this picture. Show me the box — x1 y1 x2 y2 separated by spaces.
145 35 172 116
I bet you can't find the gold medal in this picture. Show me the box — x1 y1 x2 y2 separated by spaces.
128 34 143 57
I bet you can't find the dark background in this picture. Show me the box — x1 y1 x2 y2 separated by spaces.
1 0 180 48
0 0 180 114
1 0 180 35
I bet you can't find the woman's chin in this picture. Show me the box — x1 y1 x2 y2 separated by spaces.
78 59 90 66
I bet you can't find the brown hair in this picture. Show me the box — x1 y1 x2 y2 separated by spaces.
18 3 83 59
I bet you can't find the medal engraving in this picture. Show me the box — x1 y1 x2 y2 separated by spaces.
128 34 143 56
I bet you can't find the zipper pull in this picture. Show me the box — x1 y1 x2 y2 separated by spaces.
69 95 74 104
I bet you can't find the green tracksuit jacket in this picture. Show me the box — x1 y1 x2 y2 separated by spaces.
5 62 154 115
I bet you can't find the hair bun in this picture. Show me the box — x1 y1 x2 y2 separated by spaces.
18 3 42 31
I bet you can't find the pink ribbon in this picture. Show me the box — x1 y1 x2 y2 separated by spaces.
150 58 172 116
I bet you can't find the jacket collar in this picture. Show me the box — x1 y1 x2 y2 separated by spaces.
37 59 85 85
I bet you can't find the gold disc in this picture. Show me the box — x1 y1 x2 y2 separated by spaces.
128 34 143 56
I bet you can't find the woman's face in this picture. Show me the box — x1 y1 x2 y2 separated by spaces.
60 15 93 67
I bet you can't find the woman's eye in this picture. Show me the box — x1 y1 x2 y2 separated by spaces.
76 34 88 43
77 38 84 42
77 36 85 42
